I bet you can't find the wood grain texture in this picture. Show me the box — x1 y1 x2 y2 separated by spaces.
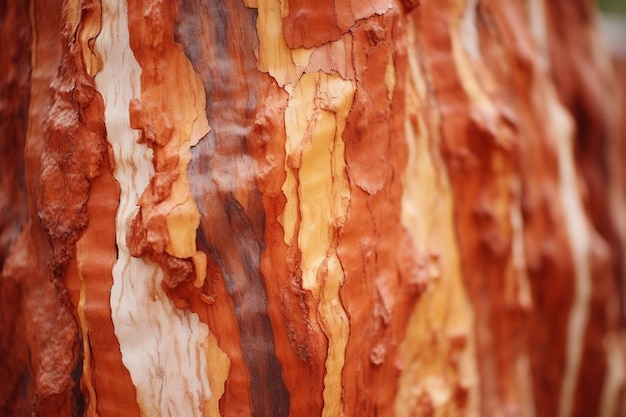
1 1 625 416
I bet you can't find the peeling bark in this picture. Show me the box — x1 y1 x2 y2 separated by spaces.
1 1 625 417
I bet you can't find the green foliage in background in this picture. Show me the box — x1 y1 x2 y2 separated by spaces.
599 0 626 16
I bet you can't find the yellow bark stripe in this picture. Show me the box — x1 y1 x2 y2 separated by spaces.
395 17 480 417
284 72 354 417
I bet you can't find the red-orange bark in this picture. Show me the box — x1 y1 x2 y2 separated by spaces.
1 1 625 417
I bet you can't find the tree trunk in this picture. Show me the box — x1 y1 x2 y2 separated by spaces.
1 0 625 416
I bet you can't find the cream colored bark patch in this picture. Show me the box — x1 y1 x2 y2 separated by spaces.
94 2 215 416
599 334 626 417
549 84 592 417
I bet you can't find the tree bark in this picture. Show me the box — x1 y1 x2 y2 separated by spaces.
1 0 625 416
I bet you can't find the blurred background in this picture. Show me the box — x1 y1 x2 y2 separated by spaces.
598 0 626 16
598 0 626 58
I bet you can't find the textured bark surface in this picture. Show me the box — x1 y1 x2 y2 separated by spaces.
1 1 625 416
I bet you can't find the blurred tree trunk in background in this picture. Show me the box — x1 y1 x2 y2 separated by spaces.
1 0 625 416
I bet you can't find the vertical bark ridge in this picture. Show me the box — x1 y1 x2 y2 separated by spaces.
124 0 209 302
477 3 571 416
249 1 426 415
487 3 608 416
283 71 354 417
95 1 225 415
3 0 81 415
1 1 625 416
394 15 481 417
337 11 425 416
543 3 626 416
176 1 292 415
251 80 329 417
411 1 584 416
38 0 104 302
44 2 139 416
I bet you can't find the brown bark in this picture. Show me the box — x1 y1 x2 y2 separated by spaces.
1 1 625 416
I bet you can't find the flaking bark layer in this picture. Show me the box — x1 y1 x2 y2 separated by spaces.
1 1 625 416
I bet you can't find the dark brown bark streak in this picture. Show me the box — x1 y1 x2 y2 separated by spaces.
176 1 291 416
250 82 329 417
